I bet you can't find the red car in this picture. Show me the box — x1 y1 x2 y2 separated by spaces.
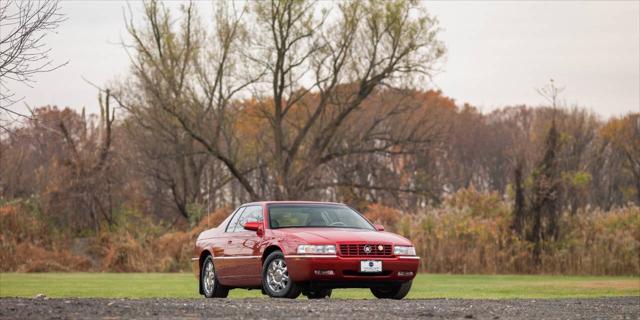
192 201 419 299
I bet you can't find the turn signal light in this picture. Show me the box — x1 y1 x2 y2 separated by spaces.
398 271 414 277
314 270 335 276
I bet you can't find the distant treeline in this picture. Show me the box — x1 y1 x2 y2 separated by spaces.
0 98 637 232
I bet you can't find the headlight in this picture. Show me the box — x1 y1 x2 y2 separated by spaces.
393 245 416 256
297 244 336 254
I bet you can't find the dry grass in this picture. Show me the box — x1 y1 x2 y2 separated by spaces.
0 202 91 272
1 195 638 275
91 207 232 272
366 188 640 275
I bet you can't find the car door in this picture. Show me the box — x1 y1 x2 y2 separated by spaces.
214 206 245 281
228 205 264 285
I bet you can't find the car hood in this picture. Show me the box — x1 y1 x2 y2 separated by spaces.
274 228 413 246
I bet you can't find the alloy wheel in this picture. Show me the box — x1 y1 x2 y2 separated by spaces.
203 260 215 295
266 258 289 293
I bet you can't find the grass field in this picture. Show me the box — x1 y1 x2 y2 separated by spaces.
0 273 638 299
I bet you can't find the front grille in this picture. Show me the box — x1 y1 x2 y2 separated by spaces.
339 244 392 257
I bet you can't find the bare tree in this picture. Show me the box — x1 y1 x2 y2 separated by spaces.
527 80 564 264
248 0 445 200
57 91 116 230
0 0 66 126
117 0 445 203
601 113 640 204
113 1 259 217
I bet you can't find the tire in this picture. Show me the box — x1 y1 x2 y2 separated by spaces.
262 251 301 299
200 255 229 298
303 288 332 299
370 281 412 300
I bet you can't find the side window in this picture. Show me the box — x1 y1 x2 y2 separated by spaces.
232 205 263 233
225 207 246 232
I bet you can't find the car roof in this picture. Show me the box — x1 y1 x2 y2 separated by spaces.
240 201 346 207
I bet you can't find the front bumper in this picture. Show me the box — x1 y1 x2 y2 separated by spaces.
285 255 419 285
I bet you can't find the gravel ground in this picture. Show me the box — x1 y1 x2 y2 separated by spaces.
1 296 638 320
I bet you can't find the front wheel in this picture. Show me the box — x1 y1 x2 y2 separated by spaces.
370 281 412 300
201 256 229 298
262 251 301 299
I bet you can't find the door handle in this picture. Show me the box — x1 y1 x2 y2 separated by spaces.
227 240 233 244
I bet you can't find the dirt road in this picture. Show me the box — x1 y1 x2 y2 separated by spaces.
1 297 638 319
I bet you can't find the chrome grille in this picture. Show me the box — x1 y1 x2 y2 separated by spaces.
339 244 392 257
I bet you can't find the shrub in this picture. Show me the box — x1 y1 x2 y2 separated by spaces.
0 201 91 272
401 188 639 275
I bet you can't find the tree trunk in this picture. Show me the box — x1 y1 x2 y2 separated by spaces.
512 161 526 236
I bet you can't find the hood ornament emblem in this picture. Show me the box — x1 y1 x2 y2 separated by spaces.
378 245 384 251
363 245 372 253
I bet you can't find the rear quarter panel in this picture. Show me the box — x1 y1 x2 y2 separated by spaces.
193 211 236 278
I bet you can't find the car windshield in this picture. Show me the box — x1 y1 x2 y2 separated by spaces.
268 204 374 230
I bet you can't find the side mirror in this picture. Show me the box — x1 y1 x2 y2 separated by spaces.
243 221 260 231
374 224 385 231
243 221 264 236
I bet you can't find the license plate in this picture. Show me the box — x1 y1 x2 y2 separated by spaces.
360 260 382 272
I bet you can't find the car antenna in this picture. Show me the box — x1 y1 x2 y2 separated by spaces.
206 183 210 229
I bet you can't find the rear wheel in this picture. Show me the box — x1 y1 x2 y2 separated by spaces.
370 281 412 300
303 288 332 299
262 251 301 299
201 256 229 298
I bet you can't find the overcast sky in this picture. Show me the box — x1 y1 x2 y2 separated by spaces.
6 0 640 119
